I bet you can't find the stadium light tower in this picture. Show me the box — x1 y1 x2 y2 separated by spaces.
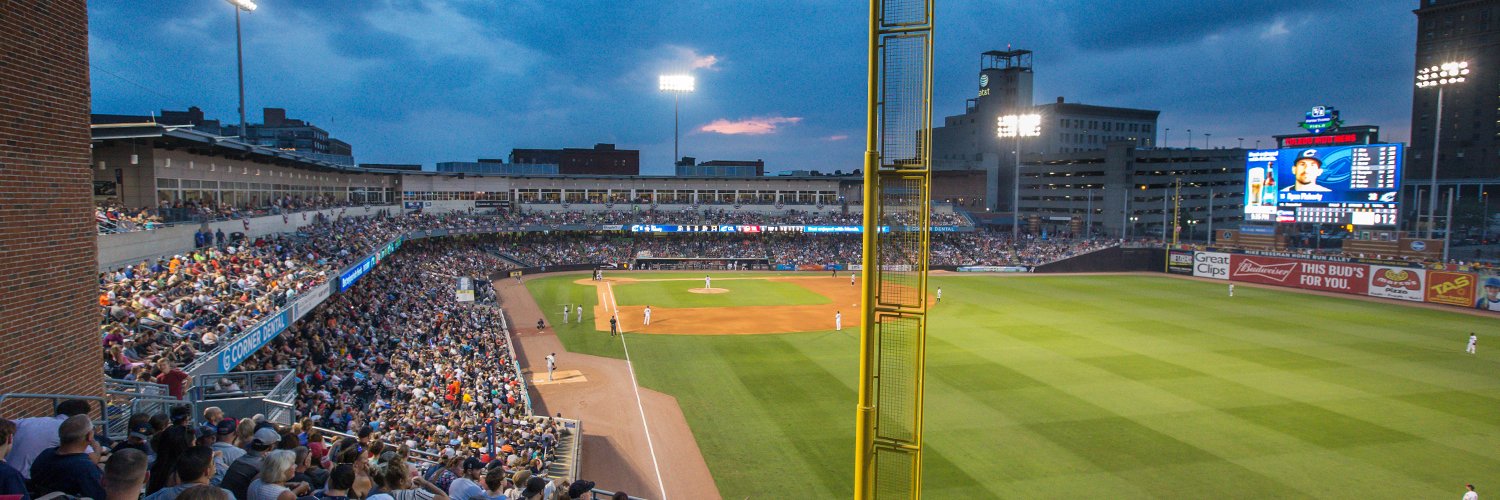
659 75 695 167
227 0 257 141
998 113 1041 241
1415 60 1468 239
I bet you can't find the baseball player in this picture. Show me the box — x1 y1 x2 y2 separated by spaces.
545 353 556 382
1467 333 1478 354
850 273 856 286
562 304 570 324
1229 283 1235 297
936 286 942 303
644 305 652 326
1464 484 1477 500
536 318 545 332
610 315 619 337
835 310 842 331
705 275 712 289
575 304 584 323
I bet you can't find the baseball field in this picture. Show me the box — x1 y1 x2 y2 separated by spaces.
525 272 1500 498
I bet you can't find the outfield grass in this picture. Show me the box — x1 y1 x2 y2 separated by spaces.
529 273 1500 498
611 278 829 308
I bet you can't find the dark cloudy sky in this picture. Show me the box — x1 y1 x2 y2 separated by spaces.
87 1 1417 174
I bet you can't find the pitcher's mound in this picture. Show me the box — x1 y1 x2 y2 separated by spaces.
688 287 729 294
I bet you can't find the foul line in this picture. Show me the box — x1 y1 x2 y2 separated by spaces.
607 281 668 500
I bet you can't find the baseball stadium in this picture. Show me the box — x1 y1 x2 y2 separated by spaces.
4 1 1499 500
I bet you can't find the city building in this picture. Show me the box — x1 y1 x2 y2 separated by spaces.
1018 141 1246 239
1409 0 1500 184
435 161 559 175
510 143 640 175
360 163 425 172
92 106 224 135
225 107 355 165
675 158 766 177
931 49 1160 212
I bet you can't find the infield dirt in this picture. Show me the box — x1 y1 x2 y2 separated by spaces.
584 275 867 335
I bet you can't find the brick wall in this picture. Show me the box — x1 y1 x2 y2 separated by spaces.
0 0 101 408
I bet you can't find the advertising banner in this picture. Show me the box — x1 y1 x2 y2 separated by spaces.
218 308 291 373
1229 254 1369 294
775 264 796 271
290 284 331 318
1367 266 1425 302
1426 271 1477 307
956 266 1029 273
338 255 378 292
1167 250 1193 275
797 264 826 271
1193 251 1230 280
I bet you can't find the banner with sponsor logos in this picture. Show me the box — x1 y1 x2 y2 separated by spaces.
1193 252 1230 280
1367 266 1425 302
1426 271 1477 307
1229 254 1369 294
1167 250 1193 275
456 277 475 302
956 266 1030 273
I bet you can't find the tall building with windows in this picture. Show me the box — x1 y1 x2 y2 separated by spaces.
1410 0 1500 182
932 49 1160 211
225 108 354 165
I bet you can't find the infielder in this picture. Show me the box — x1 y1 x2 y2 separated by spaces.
704 275 712 289
850 273 856 286
575 304 584 322
1467 333 1478 354
545 353 556 382
836 310 843 331
562 304 570 324
644 305 652 326
1229 283 1235 297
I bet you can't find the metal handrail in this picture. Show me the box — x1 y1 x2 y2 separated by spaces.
0 393 114 438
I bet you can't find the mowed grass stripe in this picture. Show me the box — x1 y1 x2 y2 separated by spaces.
526 273 1500 498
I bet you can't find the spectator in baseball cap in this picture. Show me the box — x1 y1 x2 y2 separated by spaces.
519 476 547 500
220 427 283 499
446 457 487 500
566 480 596 499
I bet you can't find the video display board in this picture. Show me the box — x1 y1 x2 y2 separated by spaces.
1243 144 1403 226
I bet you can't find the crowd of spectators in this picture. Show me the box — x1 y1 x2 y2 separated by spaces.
477 207 970 228
0 400 612 500
233 252 553 477
98 201 165 234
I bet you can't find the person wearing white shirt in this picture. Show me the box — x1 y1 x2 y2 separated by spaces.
1465 484 1478 500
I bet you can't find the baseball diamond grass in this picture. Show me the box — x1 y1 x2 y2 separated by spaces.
527 273 1500 498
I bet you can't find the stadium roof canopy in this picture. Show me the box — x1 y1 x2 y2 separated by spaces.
90 121 368 175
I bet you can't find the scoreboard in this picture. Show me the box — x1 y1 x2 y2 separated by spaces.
1243 144 1403 226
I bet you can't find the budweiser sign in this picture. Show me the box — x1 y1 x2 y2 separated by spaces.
1234 259 1297 282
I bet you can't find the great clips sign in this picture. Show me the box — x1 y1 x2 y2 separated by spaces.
1229 254 1369 294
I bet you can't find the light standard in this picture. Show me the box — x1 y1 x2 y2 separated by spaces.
1415 60 1469 239
998 113 1042 241
659 74 696 167
227 0 257 140
1204 133 1212 149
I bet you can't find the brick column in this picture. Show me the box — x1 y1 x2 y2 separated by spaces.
0 0 101 406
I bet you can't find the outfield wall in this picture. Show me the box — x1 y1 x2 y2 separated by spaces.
1033 247 1160 273
1172 249 1498 314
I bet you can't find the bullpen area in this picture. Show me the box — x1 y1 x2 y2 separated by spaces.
525 272 1500 498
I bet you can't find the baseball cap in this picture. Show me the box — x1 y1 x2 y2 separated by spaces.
251 427 281 449
216 419 238 436
567 480 596 498
129 422 152 440
197 424 217 440
462 457 485 471
1295 149 1321 165
1485 276 1500 288
522 477 547 497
